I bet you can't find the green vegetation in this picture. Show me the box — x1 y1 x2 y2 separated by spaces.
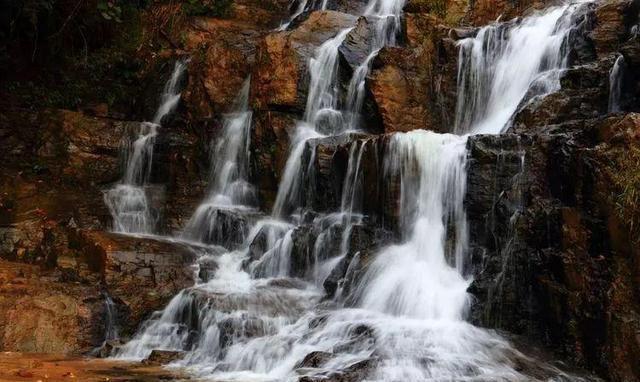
0 1 144 112
610 146 640 242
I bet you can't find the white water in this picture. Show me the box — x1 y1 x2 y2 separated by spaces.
272 28 351 217
115 2 596 381
278 0 330 31
104 60 187 234
183 78 257 245
454 2 586 134
344 0 406 130
608 55 625 113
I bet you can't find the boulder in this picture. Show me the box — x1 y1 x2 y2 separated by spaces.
253 10 356 113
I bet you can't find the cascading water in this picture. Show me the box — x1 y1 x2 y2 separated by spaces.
115 1 598 381
454 2 585 135
608 54 625 113
272 28 352 217
344 0 406 130
104 60 187 234
279 0 330 31
182 77 257 245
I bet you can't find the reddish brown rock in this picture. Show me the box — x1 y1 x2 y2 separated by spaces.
253 11 356 112
590 0 636 57
369 47 436 133
72 230 198 334
181 19 261 120
250 111 296 209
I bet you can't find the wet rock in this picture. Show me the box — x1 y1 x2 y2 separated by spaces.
251 111 296 209
72 230 198 336
323 224 393 297
467 116 640 381
197 257 219 283
369 47 437 133
511 54 616 133
181 22 258 121
290 225 319 278
218 316 271 349
185 207 262 248
339 17 374 72
590 0 637 57
299 357 376 382
297 351 332 368
94 339 122 358
143 350 185 365
303 133 371 212
253 11 356 113
0 109 137 230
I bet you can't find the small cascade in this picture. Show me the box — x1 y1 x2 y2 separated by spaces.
182 78 257 246
279 0 330 31
454 2 587 134
608 54 625 113
272 28 351 217
104 60 187 234
352 132 470 320
344 0 406 130
103 293 120 343
91 292 121 356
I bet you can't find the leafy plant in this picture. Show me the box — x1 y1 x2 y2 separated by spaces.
98 0 123 23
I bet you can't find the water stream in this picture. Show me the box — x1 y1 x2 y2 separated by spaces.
104 60 187 234
608 54 625 113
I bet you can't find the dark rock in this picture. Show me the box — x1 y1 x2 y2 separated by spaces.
339 17 374 72
297 351 332 368
218 316 271 349
467 116 640 381
143 350 185 365
590 0 637 57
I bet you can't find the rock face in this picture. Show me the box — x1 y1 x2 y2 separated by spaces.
0 259 103 354
71 230 199 336
467 117 640 382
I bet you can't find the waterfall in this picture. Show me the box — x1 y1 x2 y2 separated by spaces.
115 1 597 380
454 2 585 134
608 55 625 113
278 0 330 31
104 60 187 234
345 0 406 130
182 78 257 245
272 28 351 217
